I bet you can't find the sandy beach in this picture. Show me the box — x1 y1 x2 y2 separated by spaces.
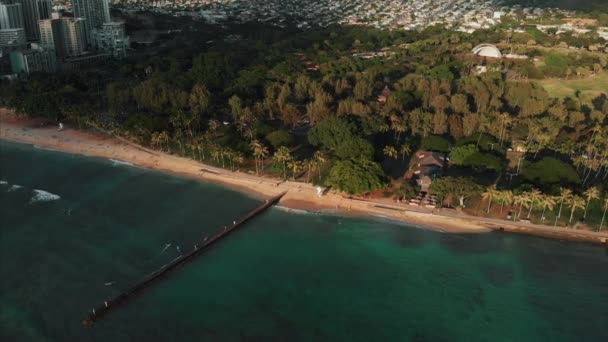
2 110 607 244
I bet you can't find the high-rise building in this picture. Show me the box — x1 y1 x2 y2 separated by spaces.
0 27 25 46
12 0 43 40
72 0 110 44
36 0 50 20
39 17 87 58
0 3 24 30
38 17 61 53
63 18 87 57
93 21 128 59
9 43 55 74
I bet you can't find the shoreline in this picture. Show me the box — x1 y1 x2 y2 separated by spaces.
2 112 607 245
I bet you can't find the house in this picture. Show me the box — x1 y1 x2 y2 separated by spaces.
408 151 446 192
378 85 391 103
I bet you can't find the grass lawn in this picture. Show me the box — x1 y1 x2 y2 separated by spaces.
537 72 608 99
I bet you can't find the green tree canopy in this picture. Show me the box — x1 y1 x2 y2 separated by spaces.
420 135 451 152
521 157 581 185
450 145 503 170
265 130 295 148
449 145 478 164
308 118 374 159
325 158 386 194
429 176 482 208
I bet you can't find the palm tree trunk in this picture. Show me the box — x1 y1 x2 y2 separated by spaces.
600 207 606 232
583 168 592 185
555 201 564 227
541 206 547 220
476 132 483 147
487 196 492 213
584 202 589 219
569 207 576 223
527 204 533 219
518 204 524 219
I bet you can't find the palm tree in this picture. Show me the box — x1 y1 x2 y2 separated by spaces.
568 195 586 225
383 145 398 160
288 159 303 181
208 119 220 134
482 184 498 214
498 112 513 147
250 140 269 176
538 195 556 221
582 186 600 219
399 143 412 160
599 198 608 232
158 131 169 152
497 190 513 214
526 188 542 219
513 193 531 220
187 141 198 160
150 132 160 150
174 130 185 155
390 117 407 142
223 149 234 169
273 146 292 179
313 150 326 180
195 137 206 160
232 152 244 171
554 187 572 227
303 159 318 183
210 145 221 164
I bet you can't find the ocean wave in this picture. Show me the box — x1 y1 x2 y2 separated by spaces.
33 145 59 152
30 189 61 203
275 206 312 215
0 180 7 185
8 184 22 192
110 159 134 167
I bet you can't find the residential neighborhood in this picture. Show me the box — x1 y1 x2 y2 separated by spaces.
105 0 567 31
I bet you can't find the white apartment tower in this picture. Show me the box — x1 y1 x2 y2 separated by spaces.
0 2 24 30
39 17 87 58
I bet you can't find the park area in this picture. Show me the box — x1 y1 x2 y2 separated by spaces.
538 71 608 99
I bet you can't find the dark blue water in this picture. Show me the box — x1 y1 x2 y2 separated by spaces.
1 140 607 341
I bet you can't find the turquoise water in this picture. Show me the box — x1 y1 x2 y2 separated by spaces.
1 140 607 342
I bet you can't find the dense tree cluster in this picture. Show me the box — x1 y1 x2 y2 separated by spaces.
0 20 607 227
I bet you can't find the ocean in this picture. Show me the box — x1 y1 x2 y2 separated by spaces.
1 140 607 341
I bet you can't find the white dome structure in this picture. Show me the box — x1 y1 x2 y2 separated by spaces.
472 44 502 58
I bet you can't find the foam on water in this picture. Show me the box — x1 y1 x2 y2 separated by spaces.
110 159 134 167
33 145 59 152
275 205 312 215
29 189 61 203
0 180 7 185
8 184 22 192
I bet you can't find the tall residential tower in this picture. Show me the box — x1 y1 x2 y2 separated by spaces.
72 0 110 44
0 2 24 30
